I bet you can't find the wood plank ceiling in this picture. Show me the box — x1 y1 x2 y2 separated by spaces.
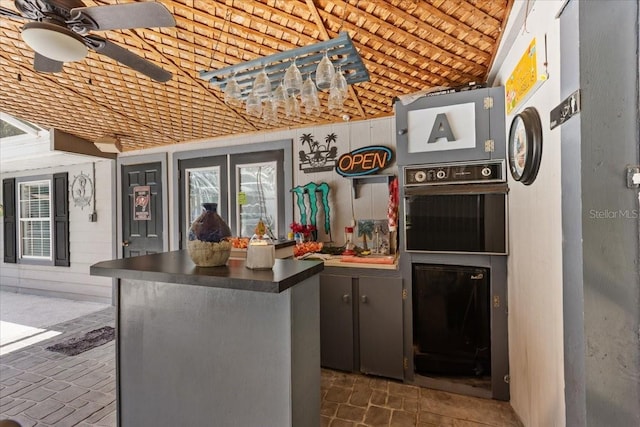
0 0 513 152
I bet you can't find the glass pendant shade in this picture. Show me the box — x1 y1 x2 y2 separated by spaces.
253 68 271 99
315 51 335 90
283 60 303 95
246 91 263 117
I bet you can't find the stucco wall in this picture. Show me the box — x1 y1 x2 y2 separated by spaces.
492 1 565 425
562 1 640 425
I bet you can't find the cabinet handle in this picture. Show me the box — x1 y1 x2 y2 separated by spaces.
342 294 350 303
361 295 368 304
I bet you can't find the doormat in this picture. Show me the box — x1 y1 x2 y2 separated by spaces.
46 326 115 356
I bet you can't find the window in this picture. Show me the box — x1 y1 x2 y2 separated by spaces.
236 161 278 237
186 166 221 231
229 149 285 240
18 180 52 259
3 174 69 266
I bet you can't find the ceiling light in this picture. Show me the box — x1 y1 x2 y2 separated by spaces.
94 136 122 153
21 22 88 63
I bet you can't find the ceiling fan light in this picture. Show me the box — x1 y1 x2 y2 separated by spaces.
21 22 88 63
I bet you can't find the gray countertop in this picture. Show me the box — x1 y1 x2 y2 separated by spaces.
90 250 323 293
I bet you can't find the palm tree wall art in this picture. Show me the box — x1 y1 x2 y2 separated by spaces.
299 133 341 173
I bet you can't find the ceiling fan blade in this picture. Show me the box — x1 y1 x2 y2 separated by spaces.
71 2 175 31
86 36 172 82
0 5 29 20
34 53 63 73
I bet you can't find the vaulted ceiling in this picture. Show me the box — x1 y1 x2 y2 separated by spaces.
0 0 513 152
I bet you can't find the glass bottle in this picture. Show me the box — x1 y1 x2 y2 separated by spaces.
342 226 355 255
187 203 232 267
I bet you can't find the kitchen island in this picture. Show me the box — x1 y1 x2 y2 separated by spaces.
91 250 323 427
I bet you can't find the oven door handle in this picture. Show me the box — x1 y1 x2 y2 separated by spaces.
404 183 509 196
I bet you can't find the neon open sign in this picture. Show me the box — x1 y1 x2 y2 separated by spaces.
336 145 393 177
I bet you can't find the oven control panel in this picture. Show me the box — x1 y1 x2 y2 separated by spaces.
404 160 505 185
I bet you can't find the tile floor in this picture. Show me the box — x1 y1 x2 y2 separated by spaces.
1 293 522 426
320 369 521 426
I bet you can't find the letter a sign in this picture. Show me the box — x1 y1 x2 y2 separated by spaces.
428 113 456 143
407 102 476 153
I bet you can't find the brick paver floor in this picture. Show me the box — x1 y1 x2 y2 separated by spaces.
1 307 521 426
1 308 116 427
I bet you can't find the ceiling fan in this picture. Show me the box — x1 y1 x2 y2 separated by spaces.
0 0 176 82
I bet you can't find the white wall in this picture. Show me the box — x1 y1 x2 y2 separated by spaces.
1 160 115 303
123 116 397 248
1 117 395 302
289 119 395 244
492 1 565 425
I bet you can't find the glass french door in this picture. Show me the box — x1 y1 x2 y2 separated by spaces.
230 150 284 239
185 166 221 232
178 149 285 248
178 156 227 249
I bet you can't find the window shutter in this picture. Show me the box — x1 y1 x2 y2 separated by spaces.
53 173 70 267
2 178 17 263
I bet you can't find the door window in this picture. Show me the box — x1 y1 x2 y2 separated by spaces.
186 166 221 232
236 161 277 237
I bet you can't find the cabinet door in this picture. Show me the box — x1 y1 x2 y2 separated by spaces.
395 86 506 165
320 274 354 371
359 276 404 380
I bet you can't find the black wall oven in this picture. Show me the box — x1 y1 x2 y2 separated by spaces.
403 161 508 255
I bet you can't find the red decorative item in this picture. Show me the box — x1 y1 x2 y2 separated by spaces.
387 177 399 254
387 177 399 230
290 222 317 239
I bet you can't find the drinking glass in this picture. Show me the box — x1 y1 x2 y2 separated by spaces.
283 59 303 95
285 94 300 118
328 86 344 114
252 68 271 99
223 75 242 107
263 98 278 122
301 74 318 105
304 94 321 116
331 66 348 99
246 90 262 118
315 50 335 90
272 82 287 106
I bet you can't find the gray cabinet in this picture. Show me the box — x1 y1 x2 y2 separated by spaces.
320 274 354 372
359 276 404 379
320 271 404 380
395 86 506 166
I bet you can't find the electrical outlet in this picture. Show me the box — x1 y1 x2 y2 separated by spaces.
626 166 640 188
